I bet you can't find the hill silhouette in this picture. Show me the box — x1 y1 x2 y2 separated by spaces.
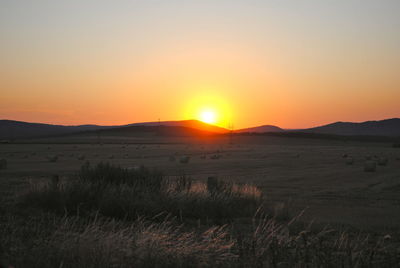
301 118 400 137
0 120 110 139
1 118 399 140
127 120 229 134
0 119 227 139
87 124 220 137
235 125 283 133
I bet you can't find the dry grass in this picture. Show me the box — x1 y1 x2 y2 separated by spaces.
0 215 236 268
19 163 263 220
1 211 398 268
234 210 400 267
2 162 399 267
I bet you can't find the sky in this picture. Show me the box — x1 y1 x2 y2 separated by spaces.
1 0 399 129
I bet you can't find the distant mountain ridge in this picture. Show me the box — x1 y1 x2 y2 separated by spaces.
235 125 284 133
234 118 400 137
301 118 400 137
0 119 227 139
0 120 111 139
1 118 399 139
127 120 229 134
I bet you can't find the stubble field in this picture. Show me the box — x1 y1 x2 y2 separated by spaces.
2 135 399 231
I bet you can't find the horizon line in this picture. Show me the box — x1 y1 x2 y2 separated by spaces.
1 117 399 131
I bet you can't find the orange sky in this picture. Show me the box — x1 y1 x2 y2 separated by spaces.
1 1 399 129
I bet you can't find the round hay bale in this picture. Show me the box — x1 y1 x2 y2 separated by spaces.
179 156 190 164
210 154 221 160
47 155 58 162
377 157 388 166
364 161 376 172
0 159 7 170
345 157 354 165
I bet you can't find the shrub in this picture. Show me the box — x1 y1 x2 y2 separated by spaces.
79 162 163 192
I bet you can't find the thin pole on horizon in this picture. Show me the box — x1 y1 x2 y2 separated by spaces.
228 121 234 145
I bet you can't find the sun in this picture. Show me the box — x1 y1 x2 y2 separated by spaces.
199 109 217 124
183 92 232 127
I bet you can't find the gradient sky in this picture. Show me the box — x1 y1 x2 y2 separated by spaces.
1 0 399 129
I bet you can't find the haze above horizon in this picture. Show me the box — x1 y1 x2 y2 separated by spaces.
1 0 399 129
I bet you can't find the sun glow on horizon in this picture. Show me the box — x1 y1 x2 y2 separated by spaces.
199 109 217 124
183 91 233 128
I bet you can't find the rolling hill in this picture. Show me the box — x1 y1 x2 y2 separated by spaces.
301 118 400 137
0 119 227 139
0 120 110 139
86 124 220 137
1 118 399 140
235 125 284 133
127 120 229 134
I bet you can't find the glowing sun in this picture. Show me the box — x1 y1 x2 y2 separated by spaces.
199 109 217 124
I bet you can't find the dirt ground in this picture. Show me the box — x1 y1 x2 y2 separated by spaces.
1 134 399 232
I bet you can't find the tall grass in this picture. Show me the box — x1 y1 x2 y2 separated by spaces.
4 163 398 267
237 211 399 267
1 212 397 268
20 163 262 220
0 215 236 268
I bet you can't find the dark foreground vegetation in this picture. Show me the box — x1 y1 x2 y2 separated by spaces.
1 163 399 267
